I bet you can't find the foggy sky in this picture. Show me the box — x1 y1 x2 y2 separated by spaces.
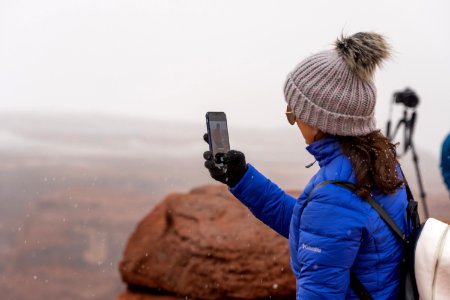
1 0 449 156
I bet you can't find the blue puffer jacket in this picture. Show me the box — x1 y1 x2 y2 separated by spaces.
230 136 408 299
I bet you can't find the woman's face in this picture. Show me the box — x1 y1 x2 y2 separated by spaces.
285 105 325 144
296 120 320 144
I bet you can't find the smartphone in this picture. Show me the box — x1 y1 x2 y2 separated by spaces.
205 112 230 165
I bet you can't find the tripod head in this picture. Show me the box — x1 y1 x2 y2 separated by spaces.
386 88 420 155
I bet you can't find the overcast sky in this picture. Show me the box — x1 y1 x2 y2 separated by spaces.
0 0 449 156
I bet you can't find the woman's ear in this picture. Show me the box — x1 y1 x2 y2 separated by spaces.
313 129 319 136
313 130 326 142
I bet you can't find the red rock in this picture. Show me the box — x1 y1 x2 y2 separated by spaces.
117 290 177 300
119 185 296 299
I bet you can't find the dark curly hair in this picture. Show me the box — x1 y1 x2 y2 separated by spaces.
338 130 403 199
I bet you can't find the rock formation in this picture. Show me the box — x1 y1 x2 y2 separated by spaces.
118 185 296 299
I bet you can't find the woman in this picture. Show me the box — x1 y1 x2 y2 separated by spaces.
203 32 408 299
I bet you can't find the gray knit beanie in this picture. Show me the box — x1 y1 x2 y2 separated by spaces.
284 32 390 136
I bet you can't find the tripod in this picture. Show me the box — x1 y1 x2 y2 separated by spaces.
386 96 429 219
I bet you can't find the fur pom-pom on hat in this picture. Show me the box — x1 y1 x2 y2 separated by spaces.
335 32 390 81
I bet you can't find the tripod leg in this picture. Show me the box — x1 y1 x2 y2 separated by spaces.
410 143 429 218
391 119 406 142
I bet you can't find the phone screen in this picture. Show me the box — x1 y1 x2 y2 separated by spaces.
206 112 230 158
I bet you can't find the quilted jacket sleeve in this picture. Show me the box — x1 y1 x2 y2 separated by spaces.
295 184 368 299
441 134 450 191
229 163 297 238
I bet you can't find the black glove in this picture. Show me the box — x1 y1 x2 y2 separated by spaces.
202 133 247 187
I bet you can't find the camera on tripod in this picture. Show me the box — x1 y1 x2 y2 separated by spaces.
386 87 429 218
386 88 420 151
393 88 420 108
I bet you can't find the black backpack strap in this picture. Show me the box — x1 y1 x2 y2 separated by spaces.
331 182 407 242
398 166 421 229
365 195 407 241
350 272 374 300
306 180 343 203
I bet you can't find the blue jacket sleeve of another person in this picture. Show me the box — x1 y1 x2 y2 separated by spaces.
441 134 450 191
229 163 297 238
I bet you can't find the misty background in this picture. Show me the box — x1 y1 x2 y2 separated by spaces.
0 1 450 299
1 0 450 155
